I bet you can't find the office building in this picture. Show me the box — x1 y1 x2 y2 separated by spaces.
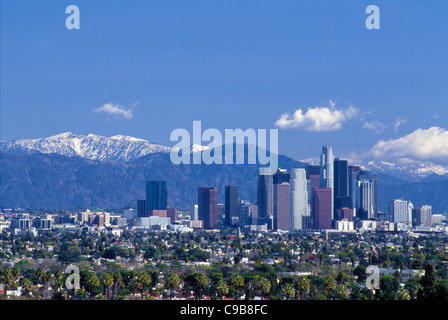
257 169 273 229
273 182 290 231
190 204 198 220
273 168 291 184
290 168 309 231
412 205 432 227
337 207 353 221
225 186 239 226
358 180 374 220
334 159 349 215
198 187 218 229
239 200 253 226
313 188 333 230
389 199 411 224
146 181 167 211
320 146 334 218
137 199 146 218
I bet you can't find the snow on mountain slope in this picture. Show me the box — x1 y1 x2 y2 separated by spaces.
0 132 171 162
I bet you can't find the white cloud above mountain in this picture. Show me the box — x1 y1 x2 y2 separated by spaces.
370 126 448 165
92 103 135 120
274 101 359 132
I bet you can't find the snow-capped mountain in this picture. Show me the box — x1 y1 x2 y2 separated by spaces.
0 132 171 162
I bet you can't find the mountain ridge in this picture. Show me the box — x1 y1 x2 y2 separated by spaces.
1 132 447 212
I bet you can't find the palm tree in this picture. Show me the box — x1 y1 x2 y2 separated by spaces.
334 284 348 300
86 273 100 300
216 279 229 300
194 273 209 300
1 266 13 299
397 288 411 300
323 277 336 299
165 273 181 300
257 277 271 300
111 272 122 300
42 270 52 299
295 276 310 300
50 271 64 298
229 273 244 299
282 283 295 300
19 278 33 298
102 272 114 300
135 271 152 299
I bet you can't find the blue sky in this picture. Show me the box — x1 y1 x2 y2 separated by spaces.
1 0 447 163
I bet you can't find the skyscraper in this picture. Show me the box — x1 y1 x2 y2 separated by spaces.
306 165 320 230
320 146 334 218
198 187 218 229
290 168 309 231
257 169 273 229
412 205 432 227
334 159 349 216
225 186 239 225
146 181 167 210
348 165 362 215
239 199 253 226
357 180 374 220
273 168 291 184
273 182 290 231
313 188 332 230
389 199 410 224
137 199 146 217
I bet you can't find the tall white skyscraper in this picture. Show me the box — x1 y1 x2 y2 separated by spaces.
320 146 334 217
357 180 374 220
290 168 309 231
389 199 410 224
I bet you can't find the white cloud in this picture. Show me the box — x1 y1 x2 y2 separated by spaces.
274 102 359 132
393 118 407 132
92 103 135 120
362 121 387 133
370 126 448 165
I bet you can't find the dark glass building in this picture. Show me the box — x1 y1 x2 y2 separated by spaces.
137 199 146 217
257 170 273 229
198 187 218 229
334 159 349 218
225 186 239 225
146 181 167 211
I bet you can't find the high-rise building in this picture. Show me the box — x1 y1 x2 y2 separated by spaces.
198 187 218 229
137 199 146 217
313 188 332 230
190 204 198 220
358 180 374 220
225 186 239 226
389 199 410 224
412 205 432 227
257 169 273 229
273 168 291 184
238 200 254 226
334 159 348 215
146 181 167 211
306 165 320 229
337 207 353 221
348 166 362 215
320 146 334 218
166 206 178 224
290 168 309 231
273 182 290 231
